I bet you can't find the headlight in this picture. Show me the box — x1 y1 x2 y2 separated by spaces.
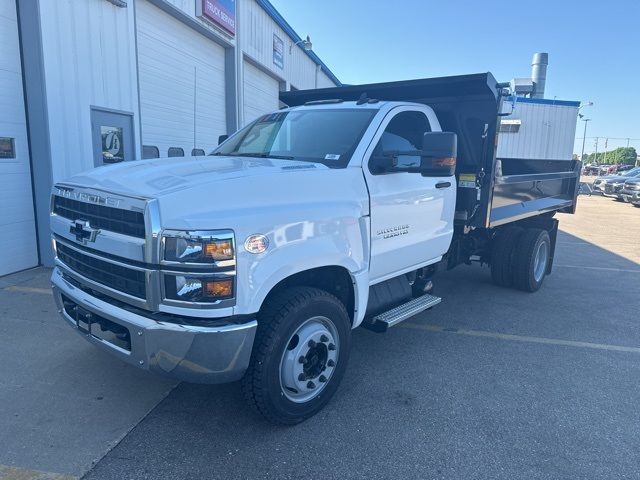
164 275 234 302
163 231 234 264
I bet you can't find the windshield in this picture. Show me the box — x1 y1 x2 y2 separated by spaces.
211 109 376 168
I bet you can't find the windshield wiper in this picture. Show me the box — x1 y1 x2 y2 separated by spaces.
228 152 296 160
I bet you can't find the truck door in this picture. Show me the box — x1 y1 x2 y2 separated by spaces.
363 107 456 283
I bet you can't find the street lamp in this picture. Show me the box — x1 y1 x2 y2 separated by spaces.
580 117 591 161
578 102 593 161
290 35 312 53
578 101 594 112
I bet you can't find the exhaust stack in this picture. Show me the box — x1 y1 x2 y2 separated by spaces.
531 52 548 98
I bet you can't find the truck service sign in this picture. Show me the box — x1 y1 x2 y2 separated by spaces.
197 0 236 36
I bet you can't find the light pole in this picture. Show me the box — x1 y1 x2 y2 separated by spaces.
578 102 593 161
580 118 591 161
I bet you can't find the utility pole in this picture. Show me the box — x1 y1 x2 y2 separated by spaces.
594 137 598 163
627 138 630 148
603 138 608 164
580 118 591 161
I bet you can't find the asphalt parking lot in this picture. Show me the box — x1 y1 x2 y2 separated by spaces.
1 194 639 480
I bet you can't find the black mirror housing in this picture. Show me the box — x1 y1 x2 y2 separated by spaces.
420 131 457 176
370 131 457 176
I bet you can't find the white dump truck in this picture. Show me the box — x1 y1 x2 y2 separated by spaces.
50 74 580 423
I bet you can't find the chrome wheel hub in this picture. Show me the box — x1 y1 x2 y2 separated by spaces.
533 241 549 283
279 316 339 403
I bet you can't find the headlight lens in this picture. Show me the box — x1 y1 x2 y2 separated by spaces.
163 233 234 263
164 275 234 302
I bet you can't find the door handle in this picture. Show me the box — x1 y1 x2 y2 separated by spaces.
435 181 451 189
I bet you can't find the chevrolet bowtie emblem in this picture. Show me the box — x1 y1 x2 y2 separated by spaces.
70 220 100 244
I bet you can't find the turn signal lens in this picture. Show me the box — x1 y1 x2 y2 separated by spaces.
204 240 233 260
203 279 233 298
433 157 456 167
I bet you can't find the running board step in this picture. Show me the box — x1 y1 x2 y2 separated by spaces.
363 293 442 333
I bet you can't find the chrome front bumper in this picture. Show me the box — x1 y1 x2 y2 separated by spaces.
51 267 257 384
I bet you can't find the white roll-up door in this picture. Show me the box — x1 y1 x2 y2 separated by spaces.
0 0 38 275
136 0 227 158
243 61 280 125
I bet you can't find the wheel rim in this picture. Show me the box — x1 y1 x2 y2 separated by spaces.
279 316 339 403
533 240 549 283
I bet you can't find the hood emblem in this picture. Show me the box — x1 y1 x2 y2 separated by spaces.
70 220 100 244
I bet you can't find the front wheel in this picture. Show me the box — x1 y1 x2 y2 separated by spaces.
242 287 351 425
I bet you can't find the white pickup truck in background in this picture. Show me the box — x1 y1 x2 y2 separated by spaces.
50 74 581 424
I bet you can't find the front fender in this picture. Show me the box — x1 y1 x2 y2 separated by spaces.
235 216 370 326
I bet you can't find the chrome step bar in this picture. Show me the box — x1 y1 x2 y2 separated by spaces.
365 294 442 332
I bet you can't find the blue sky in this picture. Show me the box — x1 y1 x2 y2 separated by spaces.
270 0 640 155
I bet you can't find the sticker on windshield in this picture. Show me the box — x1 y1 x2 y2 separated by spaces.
324 154 341 160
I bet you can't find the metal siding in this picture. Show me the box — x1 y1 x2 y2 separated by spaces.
38 0 141 181
497 101 578 160
137 0 227 157
239 0 335 90
243 60 279 124
0 0 38 274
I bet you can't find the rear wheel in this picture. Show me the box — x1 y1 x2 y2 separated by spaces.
512 228 551 292
490 226 524 287
242 287 351 425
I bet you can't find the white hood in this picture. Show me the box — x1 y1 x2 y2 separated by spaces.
64 156 325 198
61 156 369 232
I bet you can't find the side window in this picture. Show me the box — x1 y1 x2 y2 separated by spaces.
142 145 159 159
370 111 431 172
168 147 184 157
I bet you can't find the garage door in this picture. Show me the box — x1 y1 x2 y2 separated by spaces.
0 0 38 276
243 61 280 125
137 1 227 158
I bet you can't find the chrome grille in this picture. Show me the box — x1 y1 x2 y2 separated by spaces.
53 196 145 238
56 243 146 299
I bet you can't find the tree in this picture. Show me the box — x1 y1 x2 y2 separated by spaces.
586 147 637 165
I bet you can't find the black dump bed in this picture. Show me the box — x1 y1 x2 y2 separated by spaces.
280 73 580 229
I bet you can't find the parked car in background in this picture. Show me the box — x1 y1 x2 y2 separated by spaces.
620 177 640 206
593 167 640 194
616 165 635 173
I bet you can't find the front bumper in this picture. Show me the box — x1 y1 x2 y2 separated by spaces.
620 189 640 203
51 267 257 384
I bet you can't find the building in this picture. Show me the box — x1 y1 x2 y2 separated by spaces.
0 0 340 276
497 97 580 160
497 53 579 162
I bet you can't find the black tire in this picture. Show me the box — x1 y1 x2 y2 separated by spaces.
511 228 551 292
490 226 524 287
241 287 351 425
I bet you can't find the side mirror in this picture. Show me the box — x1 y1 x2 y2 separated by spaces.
370 131 457 176
420 131 457 176
218 134 229 145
